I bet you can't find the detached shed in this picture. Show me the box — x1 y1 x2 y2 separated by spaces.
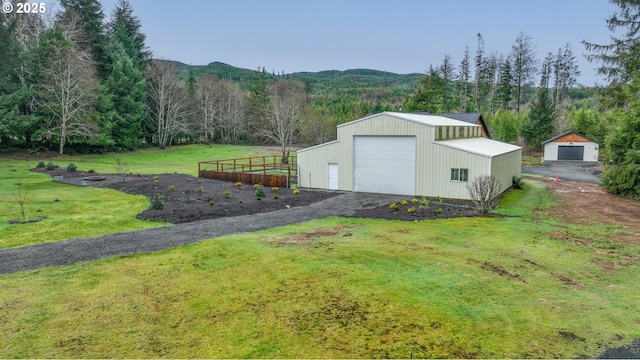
542 131 599 162
297 112 522 199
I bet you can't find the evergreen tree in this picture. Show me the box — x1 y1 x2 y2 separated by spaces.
584 0 640 198
553 44 581 109
403 66 445 113
247 69 269 142
458 46 473 111
108 0 151 72
495 56 513 110
439 54 457 112
0 11 45 149
521 88 554 152
510 31 538 114
102 42 147 150
59 0 110 80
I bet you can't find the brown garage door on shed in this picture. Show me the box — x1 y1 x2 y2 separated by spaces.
557 145 584 161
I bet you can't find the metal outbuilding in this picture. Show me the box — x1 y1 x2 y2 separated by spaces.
297 112 522 199
542 131 599 162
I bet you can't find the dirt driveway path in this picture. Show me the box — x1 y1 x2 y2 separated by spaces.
0 192 397 274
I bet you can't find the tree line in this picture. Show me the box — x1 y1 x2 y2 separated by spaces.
0 0 637 197
0 0 316 159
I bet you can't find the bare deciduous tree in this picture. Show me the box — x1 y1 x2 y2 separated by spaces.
466 175 502 213
260 80 309 163
147 60 189 148
215 80 248 144
37 21 100 155
194 74 219 143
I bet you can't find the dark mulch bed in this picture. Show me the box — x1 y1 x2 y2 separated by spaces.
349 200 489 221
32 167 490 223
32 168 338 224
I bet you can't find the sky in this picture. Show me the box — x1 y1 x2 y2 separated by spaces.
57 0 620 86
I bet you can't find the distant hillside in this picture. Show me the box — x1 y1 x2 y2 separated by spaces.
162 60 423 93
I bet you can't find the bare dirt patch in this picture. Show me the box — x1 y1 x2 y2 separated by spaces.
529 176 640 244
267 225 355 247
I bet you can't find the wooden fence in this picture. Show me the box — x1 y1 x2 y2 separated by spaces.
198 155 297 188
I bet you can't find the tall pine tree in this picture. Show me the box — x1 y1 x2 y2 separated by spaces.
521 88 554 152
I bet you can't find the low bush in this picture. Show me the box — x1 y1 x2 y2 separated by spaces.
36 161 45 168
512 176 524 189
151 194 164 210
66 163 77 172
87 169 95 173
273 194 279 199
407 207 416 213
271 187 279 193
389 203 399 211
224 191 231 198
400 200 408 205
169 185 176 191
209 200 215 206
44 161 56 171
292 189 300 195
236 182 242 187
255 185 265 200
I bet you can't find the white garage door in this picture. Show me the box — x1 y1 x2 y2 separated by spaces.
353 136 416 195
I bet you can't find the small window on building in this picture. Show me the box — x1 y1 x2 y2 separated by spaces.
451 168 469 182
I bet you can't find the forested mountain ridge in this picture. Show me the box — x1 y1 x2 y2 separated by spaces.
165 60 423 92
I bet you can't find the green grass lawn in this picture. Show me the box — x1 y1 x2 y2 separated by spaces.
0 176 638 358
42 144 263 176
0 145 262 249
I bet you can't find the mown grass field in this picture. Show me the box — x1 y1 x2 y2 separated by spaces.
0 144 638 358
0 145 262 249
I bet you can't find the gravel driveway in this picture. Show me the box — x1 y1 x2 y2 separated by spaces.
0 192 397 274
522 161 603 184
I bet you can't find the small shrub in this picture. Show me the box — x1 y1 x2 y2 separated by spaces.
36 161 46 168
434 208 442 214
271 187 279 193
154 179 159 184
389 203 399 211
400 200 408 205
255 185 265 199
236 182 242 187
411 198 418 204
45 161 56 171
512 176 524 189
292 189 300 195
238 199 243 204
407 207 416 213
224 191 231 198
88 169 95 173
253 184 260 189
151 194 164 210
209 200 215 206
437 196 443 204
169 185 176 191
66 163 77 172
273 194 279 199
197 186 203 193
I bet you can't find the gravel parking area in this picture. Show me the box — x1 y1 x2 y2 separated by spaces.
522 160 603 184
